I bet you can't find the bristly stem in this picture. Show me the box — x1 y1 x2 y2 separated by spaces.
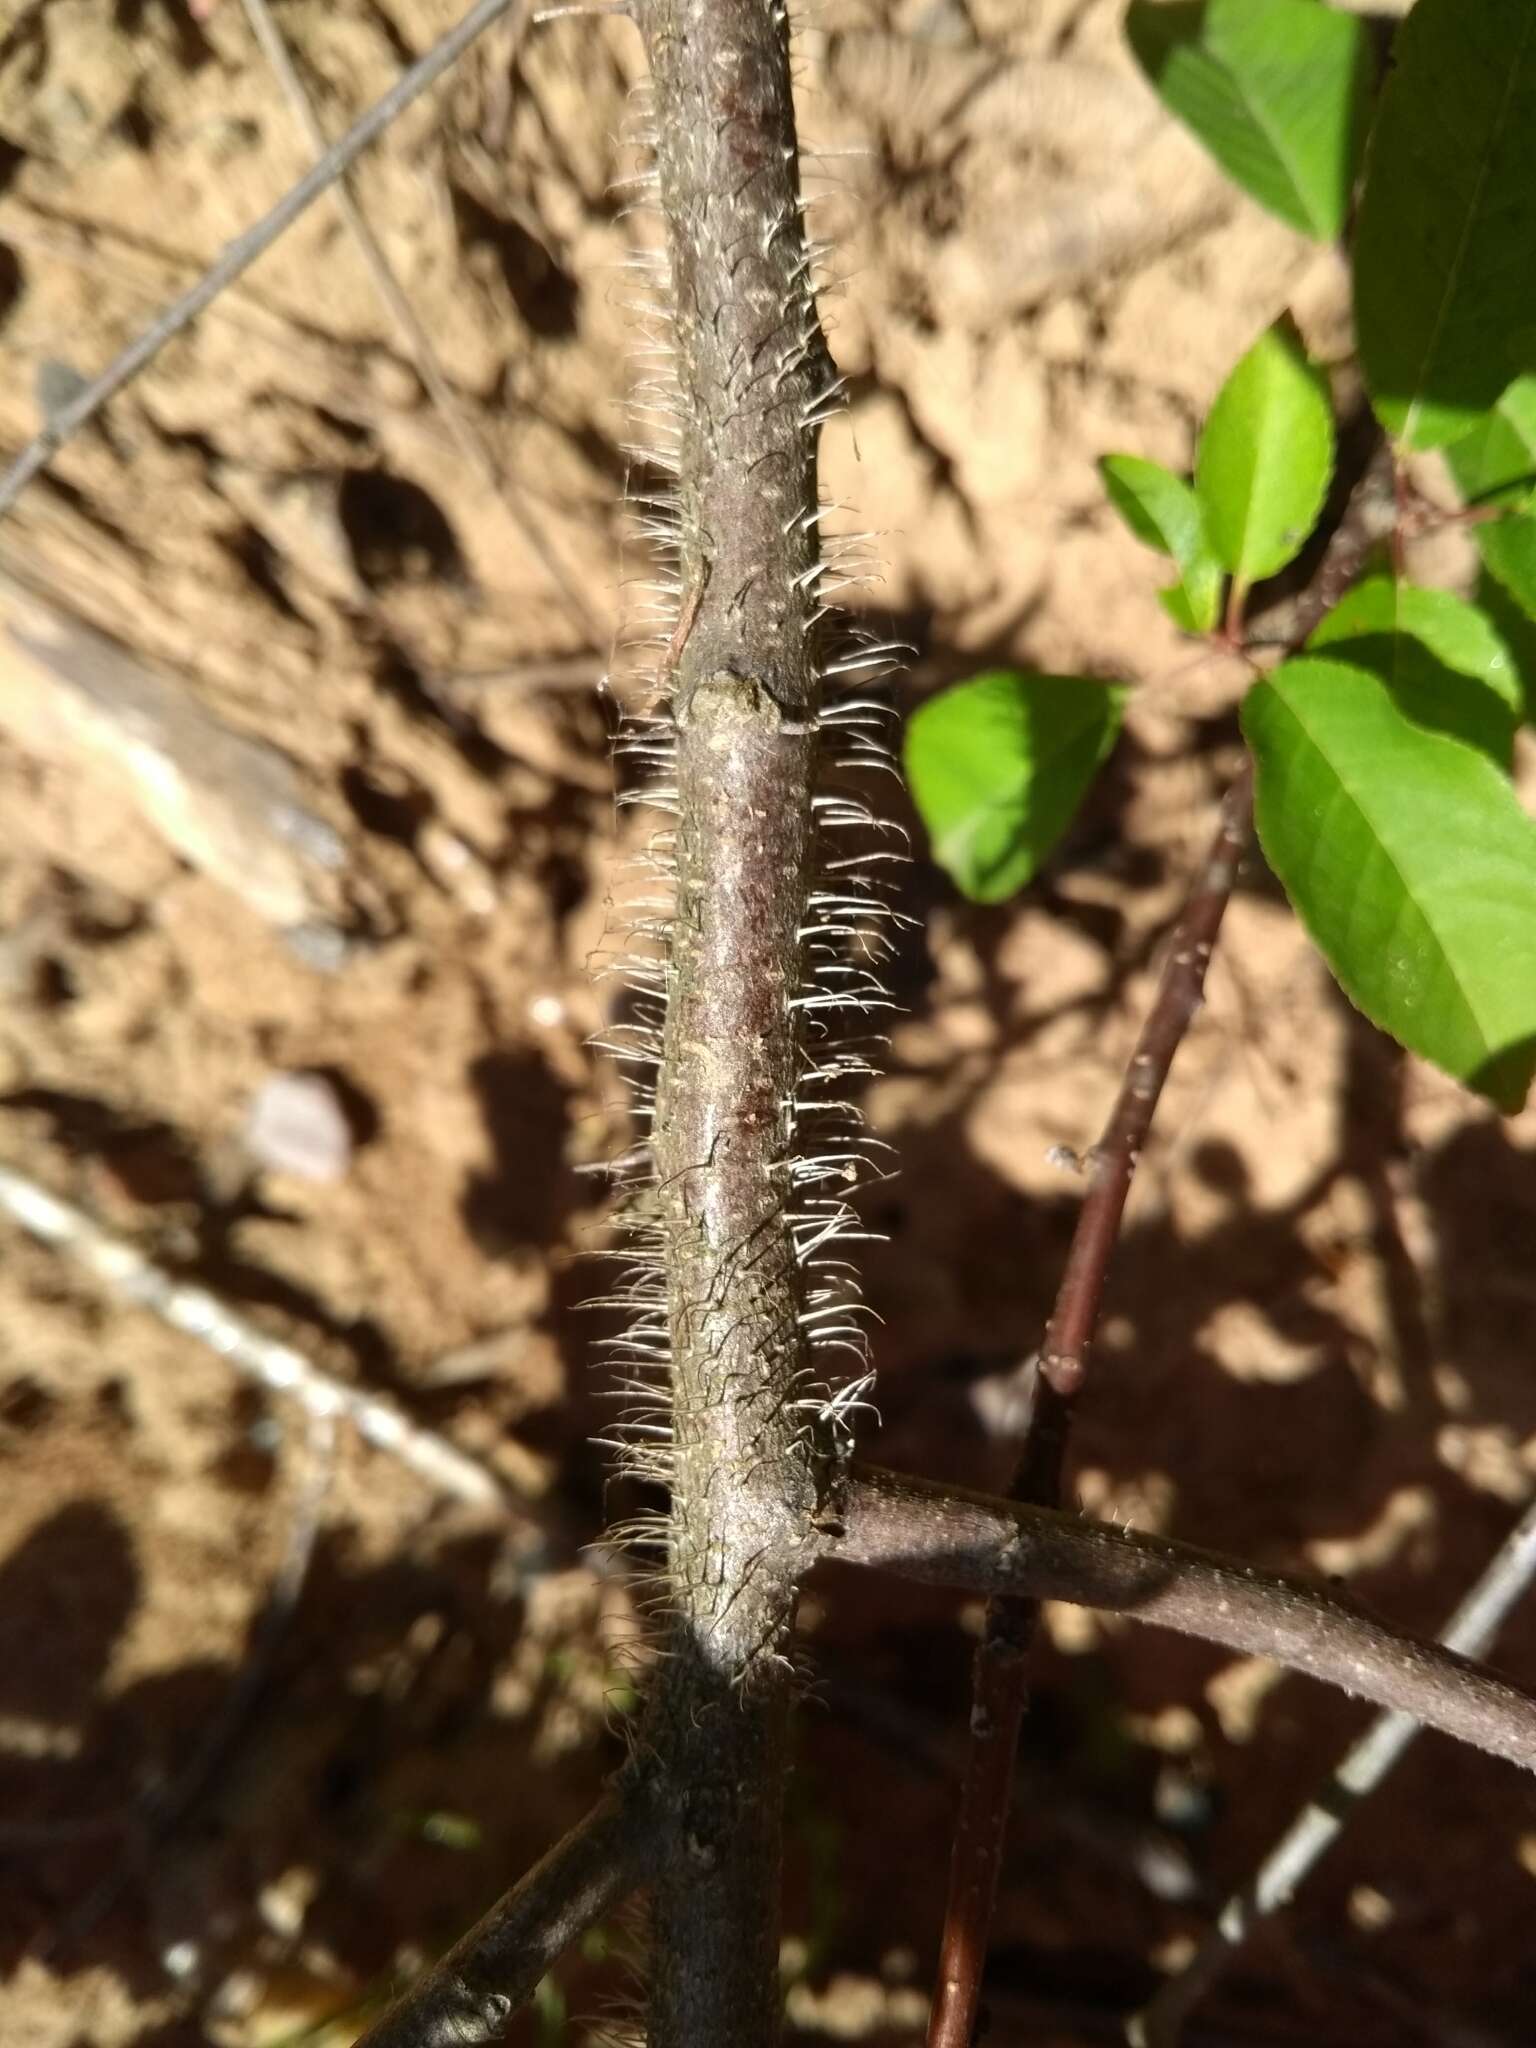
630 3 841 2043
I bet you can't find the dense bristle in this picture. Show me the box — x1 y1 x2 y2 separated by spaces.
591 20 904 1620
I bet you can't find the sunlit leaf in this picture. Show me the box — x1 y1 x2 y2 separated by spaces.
1195 321 1333 594
1308 576 1518 766
1355 0 1536 449
1243 657 1536 1110
1445 376 1536 511
904 670 1126 903
1476 515 1536 640
1475 563 1536 724
1099 453 1224 634
1126 0 1370 240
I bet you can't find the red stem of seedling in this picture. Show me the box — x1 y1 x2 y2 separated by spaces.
926 444 1391 2048
925 763 1253 2048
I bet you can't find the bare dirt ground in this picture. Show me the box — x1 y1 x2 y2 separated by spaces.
1 2 1534 2044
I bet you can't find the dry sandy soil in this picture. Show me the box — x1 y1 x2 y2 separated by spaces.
1 1 1534 2044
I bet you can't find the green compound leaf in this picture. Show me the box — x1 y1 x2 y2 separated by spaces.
1243 657 1536 1111
1354 0 1536 451
1446 376 1536 511
1099 453 1223 634
1195 321 1334 594
1125 0 1370 240
904 671 1126 904
1308 576 1519 768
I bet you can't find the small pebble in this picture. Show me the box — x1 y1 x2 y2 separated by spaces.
282 921 350 973
244 1071 354 1183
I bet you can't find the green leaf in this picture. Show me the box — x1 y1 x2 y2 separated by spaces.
1354 0 1536 450
1475 563 1536 724
1445 376 1536 510
1307 575 1519 767
1195 321 1334 593
1098 454 1224 634
1476 514 1536 632
1243 657 1536 1110
1125 0 1370 240
904 671 1126 903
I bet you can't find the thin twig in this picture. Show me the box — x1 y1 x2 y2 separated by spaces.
534 1 632 17
828 1466 1536 1776
439 653 604 691
0 211 417 382
927 771 1253 2048
236 0 602 640
1042 764 1255 1404
1131 1491 1536 2046
146 1459 1536 2046
0 1161 513 1511
354 1781 669 2048
0 0 525 521
928 433 1394 2048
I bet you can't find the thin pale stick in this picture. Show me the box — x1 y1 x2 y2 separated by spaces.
441 653 603 691
0 1162 513 1510
236 0 602 639
1132 1492 1536 2046
354 1783 667 2048
830 1466 1536 1775
0 213 402 378
0 0 525 521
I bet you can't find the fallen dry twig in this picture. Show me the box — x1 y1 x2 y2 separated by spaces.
0 0 527 520
0 1161 513 1511
1131 1489 1536 2045
235 0 601 638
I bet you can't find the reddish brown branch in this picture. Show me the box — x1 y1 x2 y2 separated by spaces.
929 433 1394 2048
828 1467 1536 1774
1040 763 1254 1403
925 1606 1033 2048
928 772 1251 2048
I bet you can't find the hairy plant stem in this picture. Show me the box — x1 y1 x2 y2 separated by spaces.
340 1461 1536 2045
633 3 838 2042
